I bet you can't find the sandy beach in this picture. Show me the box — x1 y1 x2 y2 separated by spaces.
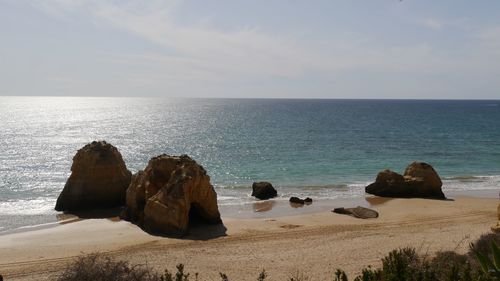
0 196 498 280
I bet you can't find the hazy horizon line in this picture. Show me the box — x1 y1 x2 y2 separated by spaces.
1 95 499 101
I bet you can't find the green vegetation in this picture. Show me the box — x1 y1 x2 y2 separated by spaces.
57 233 500 281
330 233 500 281
471 240 500 279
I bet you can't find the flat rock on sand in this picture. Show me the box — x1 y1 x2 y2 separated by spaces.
332 206 379 219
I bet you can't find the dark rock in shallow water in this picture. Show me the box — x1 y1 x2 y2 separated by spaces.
289 197 313 204
122 154 222 237
55 141 132 212
290 197 304 204
332 206 379 219
251 182 277 200
365 162 445 199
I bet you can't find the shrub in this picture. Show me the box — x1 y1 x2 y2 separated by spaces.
288 270 309 281
337 242 498 281
348 247 437 281
429 251 472 281
257 269 267 281
471 240 500 280
334 269 349 281
56 253 157 281
56 254 192 281
469 233 500 258
219 272 229 281
161 264 190 281
57 233 500 281
58 254 272 281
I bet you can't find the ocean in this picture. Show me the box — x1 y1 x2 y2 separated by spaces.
0 97 499 233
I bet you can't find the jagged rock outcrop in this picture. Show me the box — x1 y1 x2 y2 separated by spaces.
55 141 131 212
404 162 443 195
332 206 379 219
251 182 277 200
365 162 445 199
122 154 222 237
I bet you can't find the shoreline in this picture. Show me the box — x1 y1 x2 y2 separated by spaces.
219 188 499 219
0 188 498 236
0 194 498 280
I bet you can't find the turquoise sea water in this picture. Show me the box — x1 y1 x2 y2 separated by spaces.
0 97 499 232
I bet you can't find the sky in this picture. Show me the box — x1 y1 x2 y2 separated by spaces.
1 0 500 99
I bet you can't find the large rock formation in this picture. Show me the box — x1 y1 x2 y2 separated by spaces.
122 154 222 237
55 141 132 211
404 162 443 194
365 162 445 199
251 182 277 200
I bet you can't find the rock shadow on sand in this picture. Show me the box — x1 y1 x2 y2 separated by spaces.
182 222 228 240
58 207 227 241
60 207 123 219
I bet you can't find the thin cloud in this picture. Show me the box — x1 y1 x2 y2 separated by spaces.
28 1 459 77
478 26 500 49
418 18 444 30
34 0 320 78
34 0 445 79
17 1 500 98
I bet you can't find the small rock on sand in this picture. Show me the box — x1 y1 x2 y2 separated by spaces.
332 206 379 219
